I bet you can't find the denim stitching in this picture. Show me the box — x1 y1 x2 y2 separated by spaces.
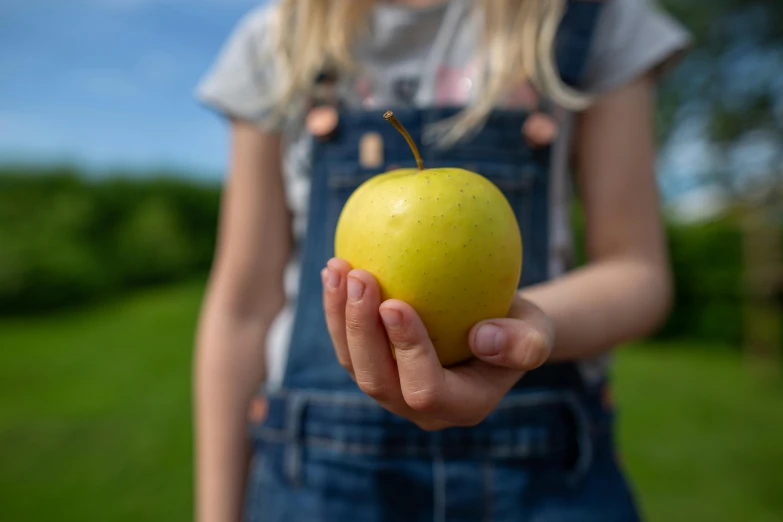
272 387 577 407
258 426 568 458
305 436 424 457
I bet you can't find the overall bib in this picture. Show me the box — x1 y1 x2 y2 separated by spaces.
246 3 641 520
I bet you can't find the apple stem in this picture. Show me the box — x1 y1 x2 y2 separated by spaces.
384 111 424 171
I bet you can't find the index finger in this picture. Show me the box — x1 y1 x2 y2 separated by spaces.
344 270 407 407
378 300 448 414
322 258 353 375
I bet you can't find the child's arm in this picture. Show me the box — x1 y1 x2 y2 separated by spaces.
322 71 668 429
520 72 672 362
193 120 291 522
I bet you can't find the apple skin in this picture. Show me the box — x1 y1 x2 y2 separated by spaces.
334 167 523 366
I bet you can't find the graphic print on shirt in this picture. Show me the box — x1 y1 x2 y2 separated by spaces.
436 63 558 147
433 63 477 106
354 64 542 109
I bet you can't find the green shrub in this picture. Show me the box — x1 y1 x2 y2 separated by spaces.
114 196 195 285
0 165 220 314
660 218 744 345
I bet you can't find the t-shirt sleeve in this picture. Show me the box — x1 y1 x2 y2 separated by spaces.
195 5 283 131
583 0 692 93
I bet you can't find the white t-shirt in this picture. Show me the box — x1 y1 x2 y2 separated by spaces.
196 0 691 390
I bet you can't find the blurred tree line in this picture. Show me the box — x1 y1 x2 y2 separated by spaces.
0 165 219 313
658 0 782 202
0 164 768 349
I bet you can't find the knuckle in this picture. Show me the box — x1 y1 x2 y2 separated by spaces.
388 330 419 351
384 319 417 347
336 356 354 375
344 314 365 336
405 388 441 413
357 379 391 401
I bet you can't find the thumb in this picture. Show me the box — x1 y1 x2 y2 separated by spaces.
469 318 552 370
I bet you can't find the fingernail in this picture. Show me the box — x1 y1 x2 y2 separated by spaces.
474 323 504 355
325 267 340 289
347 277 365 301
380 308 402 329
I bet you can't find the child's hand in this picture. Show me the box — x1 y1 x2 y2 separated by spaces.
321 258 553 431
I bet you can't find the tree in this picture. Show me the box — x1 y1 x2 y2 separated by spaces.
658 0 783 203
658 0 783 372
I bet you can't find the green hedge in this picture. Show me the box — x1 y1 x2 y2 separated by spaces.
1 165 773 348
658 218 745 345
0 165 220 313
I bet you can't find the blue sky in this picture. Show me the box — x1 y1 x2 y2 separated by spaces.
0 0 266 178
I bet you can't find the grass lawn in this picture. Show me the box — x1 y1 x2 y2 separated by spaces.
1 280 782 521
614 343 783 522
0 281 204 522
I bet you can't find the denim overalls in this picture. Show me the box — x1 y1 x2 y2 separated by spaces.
246 2 641 521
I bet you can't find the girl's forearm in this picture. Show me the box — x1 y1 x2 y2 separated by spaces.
192 120 290 521
194 292 282 522
521 258 673 361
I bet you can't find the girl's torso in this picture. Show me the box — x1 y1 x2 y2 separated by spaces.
194 1 692 518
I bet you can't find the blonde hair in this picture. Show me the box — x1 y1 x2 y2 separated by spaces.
271 0 592 143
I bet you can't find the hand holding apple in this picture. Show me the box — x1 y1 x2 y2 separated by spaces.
321 258 552 430
321 111 552 428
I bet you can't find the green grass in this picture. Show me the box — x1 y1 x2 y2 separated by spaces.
0 281 205 522
1 281 782 522
615 343 783 522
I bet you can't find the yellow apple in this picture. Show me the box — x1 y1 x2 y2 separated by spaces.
334 112 522 366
